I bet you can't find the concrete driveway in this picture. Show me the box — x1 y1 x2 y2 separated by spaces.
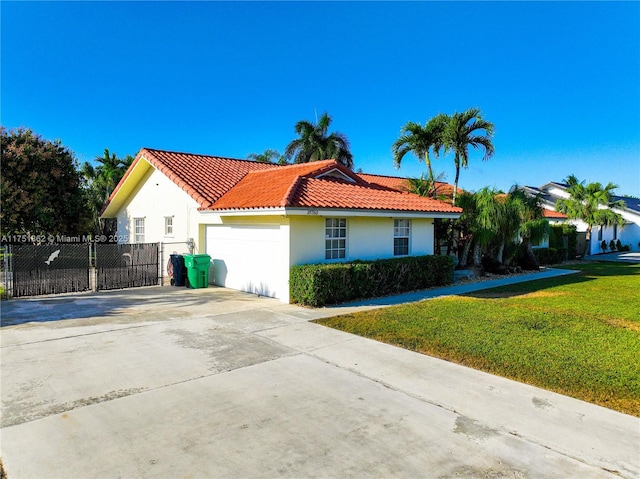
1 285 638 478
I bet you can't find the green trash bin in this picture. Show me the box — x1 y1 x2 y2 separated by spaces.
183 254 211 288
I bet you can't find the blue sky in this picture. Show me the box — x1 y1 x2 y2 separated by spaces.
2 1 639 196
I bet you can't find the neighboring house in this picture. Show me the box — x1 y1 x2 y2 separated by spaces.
101 148 462 302
523 182 640 255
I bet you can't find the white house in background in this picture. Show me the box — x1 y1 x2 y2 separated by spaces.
523 182 640 255
101 148 461 302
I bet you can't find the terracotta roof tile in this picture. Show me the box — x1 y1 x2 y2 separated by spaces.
108 149 461 216
358 173 456 197
209 160 461 214
543 209 568 219
133 148 278 207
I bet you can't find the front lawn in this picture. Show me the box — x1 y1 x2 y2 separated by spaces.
316 262 640 416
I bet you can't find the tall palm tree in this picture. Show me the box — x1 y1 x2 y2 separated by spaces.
555 176 625 257
392 114 448 188
284 112 353 169
442 108 495 203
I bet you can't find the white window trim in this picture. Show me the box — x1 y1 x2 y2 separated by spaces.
393 219 411 256
325 218 347 260
164 216 174 237
134 217 145 244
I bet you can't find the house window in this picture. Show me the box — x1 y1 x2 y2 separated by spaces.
325 218 346 259
597 226 603 241
613 223 618 240
164 216 173 236
394 219 411 256
134 218 145 243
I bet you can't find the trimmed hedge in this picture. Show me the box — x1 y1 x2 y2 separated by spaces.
533 247 566 265
290 255 454 307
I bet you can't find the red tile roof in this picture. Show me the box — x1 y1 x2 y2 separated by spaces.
209 160 461 213
106 149 461 215
358 173 456 198
543 208 568 219
112 148 278 207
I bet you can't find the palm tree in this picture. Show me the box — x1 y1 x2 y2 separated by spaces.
555 175 625 257
80 149 133 236
403 172 449 201
507 187 549 270
392 115 448 189
247 149 286 164
284 112 353 169
442 108 495 203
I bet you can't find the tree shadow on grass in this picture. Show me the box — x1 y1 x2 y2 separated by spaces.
462 261 639 300
461 270 596 300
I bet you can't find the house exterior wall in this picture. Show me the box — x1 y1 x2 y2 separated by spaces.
288 216 434 266
115 167 201 247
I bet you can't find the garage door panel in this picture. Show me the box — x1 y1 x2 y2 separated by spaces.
205 225 282 299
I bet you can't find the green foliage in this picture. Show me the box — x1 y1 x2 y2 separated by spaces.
549 224 578 259
284 112 353 169
80 148 133 236
532 247 566 265
290 255 454 307
392 115 447 187
247 149 286 164
317 262 640 416
1 127 91 236
556 175 625 257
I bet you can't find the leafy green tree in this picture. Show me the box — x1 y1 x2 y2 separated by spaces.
392 115 448 192
1 127 91 236
284 112 353 169
555 175 625 257
247 149 287 164
507 187 549 270
441 108 495 202
80 149 133 235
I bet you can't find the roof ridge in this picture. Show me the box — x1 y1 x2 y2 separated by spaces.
141 147 284 166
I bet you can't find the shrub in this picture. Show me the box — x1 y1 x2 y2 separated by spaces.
550 224 578 259
533 247 565 265
290 255 454 307
601 240 608 253
609 240 617 252
616 239 622 251
621 244 631 252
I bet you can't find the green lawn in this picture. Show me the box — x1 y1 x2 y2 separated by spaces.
315 262 640 416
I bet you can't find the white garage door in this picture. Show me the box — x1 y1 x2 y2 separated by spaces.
205 225 282 299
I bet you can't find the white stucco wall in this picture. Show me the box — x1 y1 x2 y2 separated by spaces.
115 167 201 247
289 216 434 266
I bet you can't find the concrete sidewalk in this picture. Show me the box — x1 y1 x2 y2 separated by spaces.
583 251 640 263
1 272 638 478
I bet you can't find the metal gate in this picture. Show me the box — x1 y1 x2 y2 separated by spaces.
95 243 159 290
10 243 90 297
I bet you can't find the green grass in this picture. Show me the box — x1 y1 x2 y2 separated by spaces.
316 262 640 416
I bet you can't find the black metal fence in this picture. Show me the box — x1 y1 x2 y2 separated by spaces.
2 242 160 297
10 244 91 297
96 243 159 290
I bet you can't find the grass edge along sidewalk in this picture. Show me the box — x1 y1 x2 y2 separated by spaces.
316 262 640 416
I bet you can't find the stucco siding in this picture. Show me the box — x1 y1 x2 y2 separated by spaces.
289 216 435 266
115 167 200 246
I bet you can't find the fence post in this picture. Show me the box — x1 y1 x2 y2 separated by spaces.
159 242 163 286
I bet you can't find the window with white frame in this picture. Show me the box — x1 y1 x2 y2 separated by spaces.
394 219 410 256
613 223 618 240
164 216 173 236
134 218 145 243
325 218 346 259
597 226 603 241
